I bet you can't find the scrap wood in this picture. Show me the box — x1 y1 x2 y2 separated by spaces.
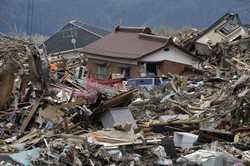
166 98 182 105
56 133 87 140
232 57 249 66
63 116 70 134
19 99 41 132
134 145 154 149
24 136 44 151
232 126 250 134
103 138 162 147
188 105 204 110
173 105 192 116
113 123 124 131
70 129 89 135
89 130 141 143
53 112 78 130
16 130 39 143
187 114 199 121
201 94 220 102
41 105 65 120
149 119 202 127
90 89 137 119
169 80 179 94
41 99 87 120
65 78 86 92
163 125 187 132
181 125 200 131
68 122 81 131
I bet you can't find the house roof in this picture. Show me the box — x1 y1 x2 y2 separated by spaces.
184 13 240 48
71 21 111 37
81 26 200 61
43 21 110 54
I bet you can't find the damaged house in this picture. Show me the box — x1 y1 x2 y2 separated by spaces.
81 26 201 79
42 20 110 59
185 13 249 56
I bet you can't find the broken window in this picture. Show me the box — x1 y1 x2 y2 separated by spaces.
218 17 240 36
96 63 107 80
146 63 157 76
139 79 153 85
155 78 161 86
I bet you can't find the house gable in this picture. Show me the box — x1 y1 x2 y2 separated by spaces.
140 45 200 69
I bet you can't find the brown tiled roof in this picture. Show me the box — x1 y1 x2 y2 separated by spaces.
80 26 200 61
80 26 172 59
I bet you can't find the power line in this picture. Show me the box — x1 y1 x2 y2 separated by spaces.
26 0 34 42
26 0 31 35
30 0 34 36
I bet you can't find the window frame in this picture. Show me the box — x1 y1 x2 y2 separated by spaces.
96 63 107 79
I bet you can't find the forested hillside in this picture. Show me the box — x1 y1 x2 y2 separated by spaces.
0 0 249 36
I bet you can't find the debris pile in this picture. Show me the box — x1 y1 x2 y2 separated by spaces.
0 33 139 165
0 13 250 165
129 31 250 164
0 33 168 166
175 28 201 46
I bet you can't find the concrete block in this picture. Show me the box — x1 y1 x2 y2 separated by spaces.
100 107 137 132
174 132 198 148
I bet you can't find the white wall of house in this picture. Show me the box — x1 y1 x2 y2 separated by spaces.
140 45 200 69
197 20 247 46
197 20 228 46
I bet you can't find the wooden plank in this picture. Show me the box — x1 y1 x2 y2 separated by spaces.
54 112 78 130
134 145 154 150
57 134 87 140
169 80 179 93
19 99 41 132
149 117 209 127
173 105 192 116
104 139 162 147
64 116 70 134
17 130 39 143
65 79 86 92
232 57 248 66
232 127 250 134
163 125 187 132
90 89 137 118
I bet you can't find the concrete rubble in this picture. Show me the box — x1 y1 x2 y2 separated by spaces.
0 12 250 165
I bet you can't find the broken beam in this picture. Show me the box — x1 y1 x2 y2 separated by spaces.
19 99 41 132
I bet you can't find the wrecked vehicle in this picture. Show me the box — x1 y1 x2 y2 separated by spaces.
126 77 169 90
